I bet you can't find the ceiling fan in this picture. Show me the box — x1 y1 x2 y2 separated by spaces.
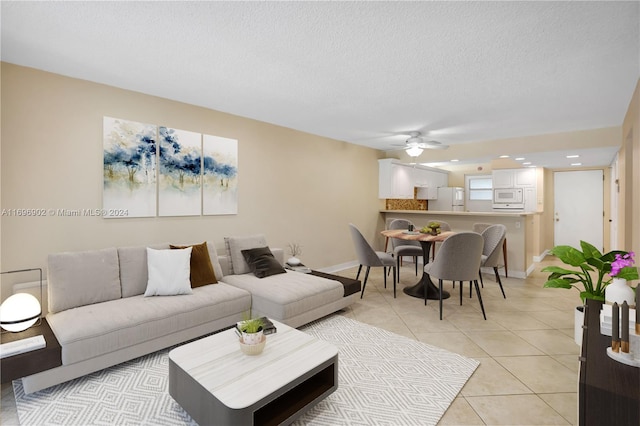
391 131 449 157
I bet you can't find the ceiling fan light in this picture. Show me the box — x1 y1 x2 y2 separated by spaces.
406 146 424 157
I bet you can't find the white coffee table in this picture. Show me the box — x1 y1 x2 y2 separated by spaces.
168 319 338 425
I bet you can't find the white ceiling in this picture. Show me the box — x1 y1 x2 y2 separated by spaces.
2 1 639 168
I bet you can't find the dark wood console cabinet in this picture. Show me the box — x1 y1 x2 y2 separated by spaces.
579 299 640 425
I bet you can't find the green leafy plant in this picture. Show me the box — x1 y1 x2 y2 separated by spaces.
542 241 639 302
239 317 264 334
420 222 441 235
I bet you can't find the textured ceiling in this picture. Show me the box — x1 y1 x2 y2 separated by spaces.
2 1 639 168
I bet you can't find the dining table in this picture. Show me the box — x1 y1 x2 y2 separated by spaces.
381 229 455 300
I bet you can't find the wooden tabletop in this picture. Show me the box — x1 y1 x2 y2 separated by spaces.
381 229 454 242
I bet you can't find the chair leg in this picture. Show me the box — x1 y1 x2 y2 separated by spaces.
393 266 397 298
459 281 463 305
494 267 506 298
439 279 444 320
473 279 487 320
414 256 418 276
424 279 428 306
360 266 371 298
356 265 362 281
478 268 484 288
383 267 387 288
503 238 508 278
397 257 401 282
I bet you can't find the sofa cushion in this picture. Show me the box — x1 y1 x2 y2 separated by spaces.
47 283 252 365
118 243 170 298
144 247 193 296
224 234 267 275
48 247 121 314
171 242 218 287
241 246 287 278
221 271 344 322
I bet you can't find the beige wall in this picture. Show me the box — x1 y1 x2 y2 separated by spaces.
620 79 639 255
0 63 383 299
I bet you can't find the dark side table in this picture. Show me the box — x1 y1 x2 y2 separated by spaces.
1 318 62 383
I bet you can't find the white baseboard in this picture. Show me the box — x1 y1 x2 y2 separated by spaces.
533 249 550 263
316 260 360 274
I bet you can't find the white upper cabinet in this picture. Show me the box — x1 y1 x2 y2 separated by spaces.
378 159 414 199
492 169 515 188
379 159 448 199
515 168 536 187
492 168 535 188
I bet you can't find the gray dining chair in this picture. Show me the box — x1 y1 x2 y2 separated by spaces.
388 219 422 281
423 232 485 320
473 222 508 277
479 224 507 298
348 223 397 298
427 220 452 260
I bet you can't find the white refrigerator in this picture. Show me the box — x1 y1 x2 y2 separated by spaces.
429 187 465 211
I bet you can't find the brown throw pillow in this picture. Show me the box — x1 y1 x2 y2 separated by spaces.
170 242 218 287
241 246 287 278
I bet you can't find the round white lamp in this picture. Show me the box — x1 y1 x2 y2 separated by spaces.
0 293 41 332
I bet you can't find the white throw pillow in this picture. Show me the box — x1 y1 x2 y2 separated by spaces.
144 247 193 296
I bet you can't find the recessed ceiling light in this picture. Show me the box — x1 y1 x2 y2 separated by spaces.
571 162 582 166
450 159 459 162
515 157 525 161
499 155 510 158
566 155 580 158
522 162 531 165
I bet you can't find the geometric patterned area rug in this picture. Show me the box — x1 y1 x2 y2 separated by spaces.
14 315 478 426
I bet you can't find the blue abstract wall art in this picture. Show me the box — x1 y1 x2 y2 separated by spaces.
158 127 202 216
203 134 238 215
103 117 238 217
103 117 157 217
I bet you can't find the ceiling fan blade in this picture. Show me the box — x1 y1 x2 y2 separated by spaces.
421 144 449 150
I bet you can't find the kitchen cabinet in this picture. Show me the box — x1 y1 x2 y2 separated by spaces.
378 159 414 199
379 159 448 199
492 168 535 188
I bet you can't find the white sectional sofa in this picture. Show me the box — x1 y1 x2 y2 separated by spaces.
20 236 358 394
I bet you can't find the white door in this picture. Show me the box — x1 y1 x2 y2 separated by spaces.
610 155 619 249
554 170 604 250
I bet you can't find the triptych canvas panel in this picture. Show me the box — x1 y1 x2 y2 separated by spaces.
103 117 238 218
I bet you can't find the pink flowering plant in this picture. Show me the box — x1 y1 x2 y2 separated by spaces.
542 241 639 302
610 251 637 278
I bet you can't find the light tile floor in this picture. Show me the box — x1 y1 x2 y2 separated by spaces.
1 257 581 425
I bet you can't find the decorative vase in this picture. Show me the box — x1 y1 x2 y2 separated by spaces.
241 330 264 345
605 278 636 307
287 257 301 266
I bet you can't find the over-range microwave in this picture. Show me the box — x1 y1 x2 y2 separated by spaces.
493 188 524 209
